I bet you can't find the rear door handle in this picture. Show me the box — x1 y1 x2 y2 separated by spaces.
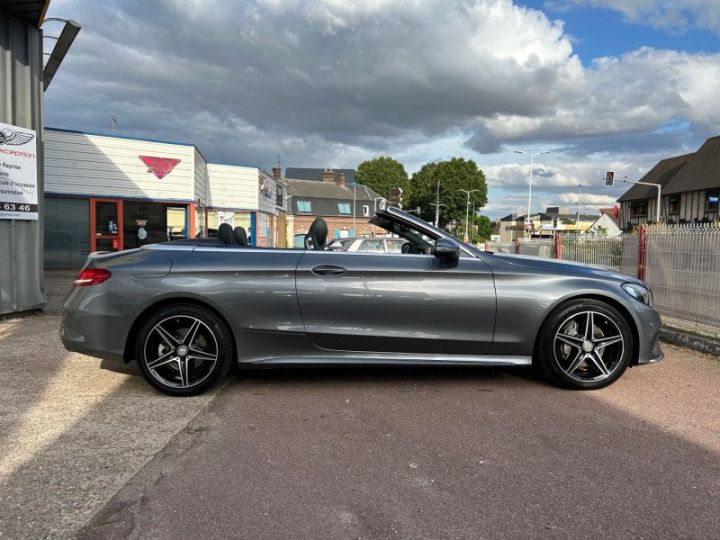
311 265 347 276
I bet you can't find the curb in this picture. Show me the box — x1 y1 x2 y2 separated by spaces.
660 326 720 357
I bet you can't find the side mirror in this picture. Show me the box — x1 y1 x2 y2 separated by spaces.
433 237 460 261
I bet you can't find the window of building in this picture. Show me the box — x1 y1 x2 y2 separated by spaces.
706 190 719 212
362 205 370 217
276 184 284 208
297 200 312 213
668 196 680 214
631 201 648 217
337 202 351 215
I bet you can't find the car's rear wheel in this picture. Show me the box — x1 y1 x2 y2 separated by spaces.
536 299 633 390
135 304 234 396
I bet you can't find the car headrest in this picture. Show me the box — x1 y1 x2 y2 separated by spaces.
234 226 248 247
218 223 236 245
305 217 328 250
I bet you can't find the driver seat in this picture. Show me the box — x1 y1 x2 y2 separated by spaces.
304 218 328 250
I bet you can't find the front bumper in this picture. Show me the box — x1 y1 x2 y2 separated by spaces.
632 301 664 365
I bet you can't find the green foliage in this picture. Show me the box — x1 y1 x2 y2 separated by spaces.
355 156 410 199
474 215 493 242
407 158 488 227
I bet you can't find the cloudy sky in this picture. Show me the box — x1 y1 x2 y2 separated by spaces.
44 0 720 218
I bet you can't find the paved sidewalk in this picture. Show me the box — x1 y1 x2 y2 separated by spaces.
0 272 217 538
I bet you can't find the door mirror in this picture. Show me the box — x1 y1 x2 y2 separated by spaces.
433 237 460 261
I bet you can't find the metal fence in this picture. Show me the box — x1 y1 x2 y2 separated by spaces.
489 224 720 327
644 224 720 326
561 236 623 272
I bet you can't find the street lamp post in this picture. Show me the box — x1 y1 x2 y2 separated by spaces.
459 189 480 243
514 149 550 236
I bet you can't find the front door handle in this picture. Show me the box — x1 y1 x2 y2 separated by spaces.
311 265 347 276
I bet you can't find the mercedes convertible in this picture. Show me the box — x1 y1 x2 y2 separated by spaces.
60 206 663 395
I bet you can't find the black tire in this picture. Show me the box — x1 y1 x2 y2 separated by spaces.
536 298 633 390
135 304 234 396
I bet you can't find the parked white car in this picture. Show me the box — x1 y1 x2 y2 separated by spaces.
344 237 408 253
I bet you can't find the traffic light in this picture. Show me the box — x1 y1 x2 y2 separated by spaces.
605 171 615 187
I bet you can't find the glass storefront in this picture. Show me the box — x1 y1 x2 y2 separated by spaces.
123 202 187 249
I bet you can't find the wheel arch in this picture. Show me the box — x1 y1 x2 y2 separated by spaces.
123 297 237 363
533 293 640 366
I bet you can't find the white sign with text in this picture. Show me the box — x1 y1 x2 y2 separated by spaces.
0 121 38 220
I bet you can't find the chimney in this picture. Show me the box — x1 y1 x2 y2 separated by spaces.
322 168 335 183
336 171 346 187
272 167 282 181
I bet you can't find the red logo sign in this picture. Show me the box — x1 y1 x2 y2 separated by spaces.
139 156 181 179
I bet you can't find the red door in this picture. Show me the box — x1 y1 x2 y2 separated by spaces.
90 199 123 252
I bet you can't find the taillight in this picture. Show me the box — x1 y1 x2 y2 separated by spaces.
74 268 112 287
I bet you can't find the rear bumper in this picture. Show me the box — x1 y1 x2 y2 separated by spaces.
59 286 134 362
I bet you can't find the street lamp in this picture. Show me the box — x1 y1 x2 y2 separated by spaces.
459 189 480 243
514 150 550 236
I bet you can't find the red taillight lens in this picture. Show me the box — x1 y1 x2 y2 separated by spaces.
74 268 112 287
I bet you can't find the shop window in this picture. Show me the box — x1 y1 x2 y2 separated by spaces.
706 190 719 212
337 202 351 215
297 200 312 213
668 196 680 214
362 205 370 217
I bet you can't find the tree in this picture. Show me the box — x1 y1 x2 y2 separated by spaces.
355 156 410 200
474 215 493 242
407 158 488 228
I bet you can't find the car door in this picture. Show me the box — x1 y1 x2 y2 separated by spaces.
295 249 496 355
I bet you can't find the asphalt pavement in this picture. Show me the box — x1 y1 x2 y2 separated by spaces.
81 346 720 540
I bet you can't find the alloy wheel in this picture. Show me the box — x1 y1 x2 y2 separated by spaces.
143 315 219 389
553 310 625 383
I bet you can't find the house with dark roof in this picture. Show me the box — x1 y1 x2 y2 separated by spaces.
285 167 357 185
284 168 386 246
617 136 720 227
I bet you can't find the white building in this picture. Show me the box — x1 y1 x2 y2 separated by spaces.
44 128 285 268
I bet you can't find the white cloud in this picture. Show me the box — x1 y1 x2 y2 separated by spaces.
42 0 719 219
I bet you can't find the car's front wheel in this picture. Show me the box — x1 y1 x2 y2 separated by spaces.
536 299 633 390
135 304 234 396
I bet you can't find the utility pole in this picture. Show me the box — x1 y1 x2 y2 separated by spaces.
434 178 441 227
514 149 550 237
459 189 480 243
576 184 582 234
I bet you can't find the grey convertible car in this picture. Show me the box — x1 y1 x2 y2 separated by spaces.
60 206 663 395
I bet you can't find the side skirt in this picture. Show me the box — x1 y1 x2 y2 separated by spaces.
243 354 532 367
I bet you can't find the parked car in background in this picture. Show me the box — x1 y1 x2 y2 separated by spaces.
326 238 354 251
344 237 407 253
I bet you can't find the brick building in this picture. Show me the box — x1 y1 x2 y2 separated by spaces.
285 168 386 247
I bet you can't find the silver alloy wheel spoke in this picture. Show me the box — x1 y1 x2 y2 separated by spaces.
564 350 585 375
147 350 177 370
588 351 609 376
188 348 217 362
183 319 201 347
155 324 179 348
594 335 623 348
556 333 584 349
178 358 190 388
584 312 594 340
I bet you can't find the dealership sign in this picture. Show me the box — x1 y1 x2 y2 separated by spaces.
139 156 181 179
0 121 38 221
